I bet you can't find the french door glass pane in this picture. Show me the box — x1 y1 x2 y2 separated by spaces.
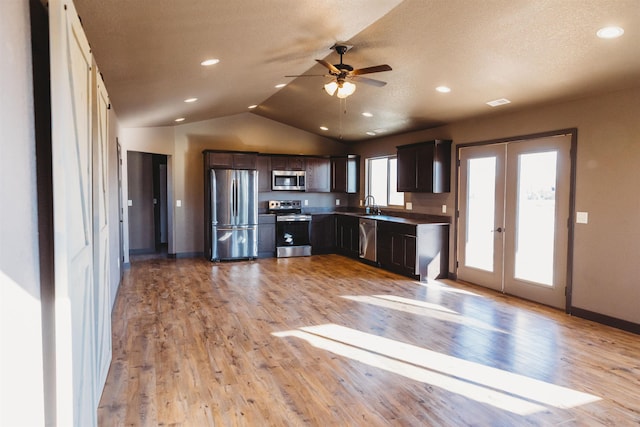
514 151 557 285
465 157 496 271
388 158 404 206
369 158 388 206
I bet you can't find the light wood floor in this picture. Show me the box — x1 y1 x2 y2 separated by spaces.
99 255 640 426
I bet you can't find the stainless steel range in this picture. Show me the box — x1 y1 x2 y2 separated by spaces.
268 200 312 258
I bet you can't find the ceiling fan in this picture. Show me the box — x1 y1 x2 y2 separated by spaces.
286 44 392 98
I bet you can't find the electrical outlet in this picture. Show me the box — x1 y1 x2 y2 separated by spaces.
127 199 133 206
406 202 412 210
360 199 363 206
576 211 588 224
442 204 447 214
176 200 182 207
304 199 308 206
335 199 340 206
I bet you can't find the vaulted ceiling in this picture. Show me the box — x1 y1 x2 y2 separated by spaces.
73 0 640 142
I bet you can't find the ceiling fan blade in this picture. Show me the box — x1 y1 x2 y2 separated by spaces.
351 64 392 76
350 75 387 87
315 59 341 74
285 74 329 78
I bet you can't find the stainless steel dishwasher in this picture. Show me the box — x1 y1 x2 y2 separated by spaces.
359 218 377 262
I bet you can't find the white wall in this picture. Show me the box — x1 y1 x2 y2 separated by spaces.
0 1 46 426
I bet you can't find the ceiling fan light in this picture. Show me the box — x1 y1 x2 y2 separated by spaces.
336 81 356 98
324 81 338 96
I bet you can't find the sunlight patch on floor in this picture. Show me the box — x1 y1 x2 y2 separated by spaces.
273 324 600 416
341 295 507 333
416 279 482 296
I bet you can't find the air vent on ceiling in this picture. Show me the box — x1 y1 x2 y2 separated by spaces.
486 98 511 107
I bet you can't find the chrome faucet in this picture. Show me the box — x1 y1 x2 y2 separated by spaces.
363 195 381 215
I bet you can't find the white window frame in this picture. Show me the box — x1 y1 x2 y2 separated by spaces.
366 155 404 208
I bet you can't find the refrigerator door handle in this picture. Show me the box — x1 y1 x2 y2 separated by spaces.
233 178 238 218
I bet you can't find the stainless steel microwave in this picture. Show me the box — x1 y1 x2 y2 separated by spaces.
272 170 306 191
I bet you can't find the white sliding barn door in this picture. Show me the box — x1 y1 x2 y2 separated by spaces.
93 66 112 397
50 0 101 425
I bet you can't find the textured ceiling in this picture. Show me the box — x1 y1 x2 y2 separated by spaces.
73 0 640 142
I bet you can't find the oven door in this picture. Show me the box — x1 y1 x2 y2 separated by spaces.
275 214 312 257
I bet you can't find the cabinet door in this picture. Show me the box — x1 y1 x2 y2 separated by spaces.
335 215 358 257
416 143 435 191
271 155 305 171
331 157 347 192
306 157 331 192
257 156 271 192
288 156 306 171
233 153 257 169
397 140 451 193
207 152 234 169
258 215 276 258
311 214 335 254
397 145 417 192
403 234 417 275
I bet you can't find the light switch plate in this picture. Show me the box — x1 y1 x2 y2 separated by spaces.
335 199 340 206
442 204 447 214
576 211 588 224
406 202 413 210
304 199 308 206
127 199 133 206
176 200 182 207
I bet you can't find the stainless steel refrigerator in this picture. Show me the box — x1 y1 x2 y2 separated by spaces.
210 168 258 260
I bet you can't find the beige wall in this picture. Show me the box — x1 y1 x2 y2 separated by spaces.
125 112 350 255
353 86 640 325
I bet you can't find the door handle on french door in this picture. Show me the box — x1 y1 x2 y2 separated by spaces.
493 227 504 233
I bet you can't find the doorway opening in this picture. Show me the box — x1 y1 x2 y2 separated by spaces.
127 152 168 261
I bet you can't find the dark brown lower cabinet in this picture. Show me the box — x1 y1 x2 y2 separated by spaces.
378 221 449 280
335 215 359 258
258 214 276 258
311 214 335 254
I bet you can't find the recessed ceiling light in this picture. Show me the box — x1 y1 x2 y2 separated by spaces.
436 86 451 93
486 98 511 107
275 83 286 88
320 126 329 131
366 131 376 136
184 97 198 103
175 117 185 122
597 26 624 39
200 58 220 66
362 112 373 117
248 104 258 109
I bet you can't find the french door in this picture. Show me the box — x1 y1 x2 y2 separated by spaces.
457 135 572 309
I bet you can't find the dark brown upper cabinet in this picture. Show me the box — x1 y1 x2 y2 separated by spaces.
270 155 306 171
305 157 331 193
396 140 451 193
204 150 258 170
331 155 360 193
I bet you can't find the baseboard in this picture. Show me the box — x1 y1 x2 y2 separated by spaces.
571 306 640 335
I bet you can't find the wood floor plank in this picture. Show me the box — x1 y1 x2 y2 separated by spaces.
99 255 640 426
